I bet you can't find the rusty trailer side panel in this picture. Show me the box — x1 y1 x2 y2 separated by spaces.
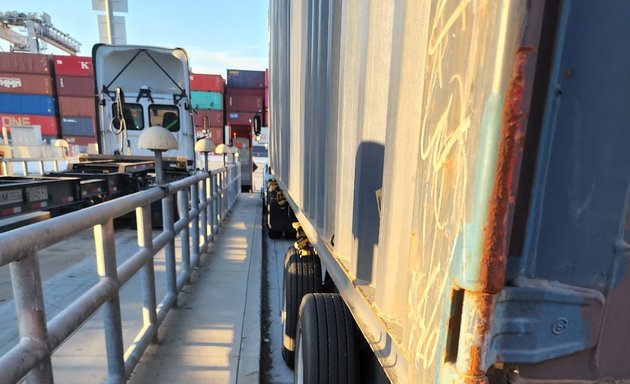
269 0 630 383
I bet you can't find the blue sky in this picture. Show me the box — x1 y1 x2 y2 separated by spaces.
0 0 269 75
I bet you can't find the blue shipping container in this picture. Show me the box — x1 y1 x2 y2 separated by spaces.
0 93 56 116
191 91 223 110
60 116 94 137
227 69 265 89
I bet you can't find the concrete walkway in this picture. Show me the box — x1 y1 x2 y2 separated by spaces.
128 194 263 384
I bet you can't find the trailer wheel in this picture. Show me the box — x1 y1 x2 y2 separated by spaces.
282 247 322 367
295 293 358 384
268 228 283 238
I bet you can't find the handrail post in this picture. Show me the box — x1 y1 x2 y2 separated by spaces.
212 173 219 234
10 246 53 383
191 180 201 266
136 205 158 344
206 175 214 242
162 191 178 307
177 189 191 283
94 219 125 384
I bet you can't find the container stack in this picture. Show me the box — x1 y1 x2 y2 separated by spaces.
52 55 96 149
0 52 58 142
225 69 265 137
190 73 225 146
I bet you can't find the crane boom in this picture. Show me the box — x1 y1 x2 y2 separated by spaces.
0 11 81 55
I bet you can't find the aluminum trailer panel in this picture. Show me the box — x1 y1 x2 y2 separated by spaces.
269 0 630 383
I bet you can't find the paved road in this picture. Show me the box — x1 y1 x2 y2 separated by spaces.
261 232 294 384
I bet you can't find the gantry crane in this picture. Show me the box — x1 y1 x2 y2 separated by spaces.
0 11 81 55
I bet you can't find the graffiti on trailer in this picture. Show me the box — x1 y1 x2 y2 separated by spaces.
407 0 474 378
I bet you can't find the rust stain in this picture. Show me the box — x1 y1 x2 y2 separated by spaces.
479 46 536 294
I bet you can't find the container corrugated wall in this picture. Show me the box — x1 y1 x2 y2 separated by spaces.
269 1 528 382
191 91 223 110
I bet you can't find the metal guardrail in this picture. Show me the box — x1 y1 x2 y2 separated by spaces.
0 163 241 384
0 157 69 176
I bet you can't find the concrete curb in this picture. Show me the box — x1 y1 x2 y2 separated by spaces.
237 195 263 383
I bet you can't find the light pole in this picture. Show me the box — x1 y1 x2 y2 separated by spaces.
138 126 178 185
194 138 216 171
215 144 231 167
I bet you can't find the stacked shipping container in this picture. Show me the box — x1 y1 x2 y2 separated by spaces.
225 69 265 129
52 55 96 148
0 52 58 141
190 73 225 146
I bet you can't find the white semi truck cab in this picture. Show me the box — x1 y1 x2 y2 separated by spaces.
92 44 195 163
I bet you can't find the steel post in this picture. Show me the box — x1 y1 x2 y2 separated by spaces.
191 181 201 267
162 194 177 307
177 190 191 283
94 219 125 384
10 246 53 384
136 205 158 344
199 177 208 251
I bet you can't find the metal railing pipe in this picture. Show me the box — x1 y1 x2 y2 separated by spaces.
161 194 177 308
177 189 191 285
198 178 207 262
136 205 158 344
9 246 53 383
0 188 164 267
94 219 126 384
47 278 118 351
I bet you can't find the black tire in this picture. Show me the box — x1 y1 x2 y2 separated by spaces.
282 247 322 367
295 293 358 384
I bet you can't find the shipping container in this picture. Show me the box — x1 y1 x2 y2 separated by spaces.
226 111 258 126
52 55 93 77
195 126 224 146
264 68 269 88
268 1 630 383
0 113 59 136
226 69 265 89
0 73 53 95
226 88 264 112
0 52 50 74
190 73 225 93
62 135 97 148
190 91 223 110
56 76 95 97
193 109 224 128
0 93 56 115
58 96 96 117
59 116 95 137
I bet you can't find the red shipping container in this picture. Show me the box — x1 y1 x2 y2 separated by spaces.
265 68 269 88
0 113 59 136
265 87 269 109
226 90 264 112
264 108 269 127
52 55 93 77
0 73 53 95
190 73 225 93
194 127 224 146
226 111 258 126
194 109 223 128
56 76 95 97
58 96 96 117
0 53 50 74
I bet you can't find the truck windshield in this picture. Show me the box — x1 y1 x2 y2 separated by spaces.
111 103 144 130
149 105 180 132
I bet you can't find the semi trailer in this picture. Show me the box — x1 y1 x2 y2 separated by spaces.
268 0 630 383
